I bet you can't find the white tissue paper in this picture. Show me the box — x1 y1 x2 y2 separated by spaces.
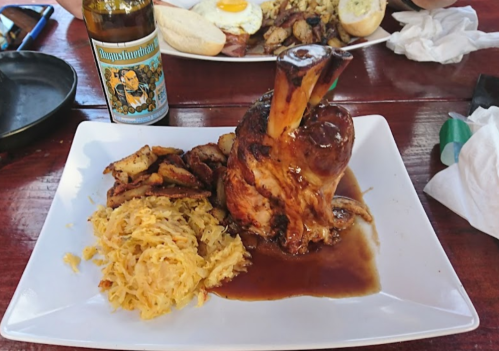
424 106 499 237
386 6 499 64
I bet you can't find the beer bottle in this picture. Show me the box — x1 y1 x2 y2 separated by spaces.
83 0 169 124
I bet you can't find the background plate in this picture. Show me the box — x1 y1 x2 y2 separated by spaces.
158 0 391 62
0 116 478 350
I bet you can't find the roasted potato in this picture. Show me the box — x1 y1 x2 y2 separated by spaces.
187 144 227 164
327 37 343 48
217 133 236 156
112 170 129 184
146 187 211 199
144 172 164 186
158 163 202 188
293 20 314 44
152 146 183 156
337 23 351 45
104 141 229 208
107 185 151 208
210 207 227 222
164 153 187 168
273 45 292 56
264 26 291 45
189 162 214 187
104 145 157 177
214 166 227 208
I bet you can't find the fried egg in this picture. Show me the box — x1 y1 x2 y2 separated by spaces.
192 0 263 35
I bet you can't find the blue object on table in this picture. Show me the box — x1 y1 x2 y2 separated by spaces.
17 5 54 51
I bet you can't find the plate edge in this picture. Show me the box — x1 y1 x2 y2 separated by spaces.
0 115 481 346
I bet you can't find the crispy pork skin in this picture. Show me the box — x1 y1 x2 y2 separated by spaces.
225 45 354 254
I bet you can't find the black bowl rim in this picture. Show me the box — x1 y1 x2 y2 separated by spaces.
0 50 78 139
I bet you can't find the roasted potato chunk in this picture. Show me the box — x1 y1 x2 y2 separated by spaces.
217 133 236 156
189 162 213 187
187 144 227 164
130 170 149 181
152 146 183 156
107 185 151 208
210 207 227 222
112 170 129 184
146 187 211 199
264 26 291 46
327 37 343 48
214 166 227 208
293 20 314 44
104 141 230 208
104 145 157 177
274 45 293 56
337 23 351 45
144 172 164 186
164 153 187 168
158 163 202 188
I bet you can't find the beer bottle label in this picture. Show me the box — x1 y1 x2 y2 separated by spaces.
92 29 169 124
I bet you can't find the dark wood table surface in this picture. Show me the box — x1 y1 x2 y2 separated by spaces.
2 0 499 350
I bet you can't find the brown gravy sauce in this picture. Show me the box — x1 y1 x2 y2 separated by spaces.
211 168 380 300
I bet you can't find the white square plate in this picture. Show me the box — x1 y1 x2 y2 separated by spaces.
158 0 391 62
1 116 479 350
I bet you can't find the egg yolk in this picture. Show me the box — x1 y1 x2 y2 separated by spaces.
216 0 248 12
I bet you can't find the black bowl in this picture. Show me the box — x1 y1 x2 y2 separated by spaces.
0 51 78 151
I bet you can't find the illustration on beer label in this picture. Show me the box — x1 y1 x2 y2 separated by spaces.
92 29 168 124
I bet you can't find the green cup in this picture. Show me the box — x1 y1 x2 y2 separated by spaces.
439 119 472 166
329 78 339 91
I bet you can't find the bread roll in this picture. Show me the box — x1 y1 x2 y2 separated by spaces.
338 0 387 38
154 6 226 56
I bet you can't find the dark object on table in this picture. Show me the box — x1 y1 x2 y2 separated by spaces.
0 51 77 151
469 74 499 115
0 5 54 51
17 6 54 51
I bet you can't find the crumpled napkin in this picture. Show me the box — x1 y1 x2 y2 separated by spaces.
424 106 499 237
386 6 499 64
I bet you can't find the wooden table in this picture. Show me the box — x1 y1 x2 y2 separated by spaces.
1 1 499 350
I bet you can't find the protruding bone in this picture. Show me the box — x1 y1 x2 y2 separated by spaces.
309 49 353 107
267 45 332 139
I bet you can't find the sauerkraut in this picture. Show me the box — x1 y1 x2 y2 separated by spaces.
89 196 250 320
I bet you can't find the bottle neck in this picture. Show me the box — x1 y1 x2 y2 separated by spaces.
83 0 156 43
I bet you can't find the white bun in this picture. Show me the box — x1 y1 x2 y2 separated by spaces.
338 0 387 38
154 6 226 56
